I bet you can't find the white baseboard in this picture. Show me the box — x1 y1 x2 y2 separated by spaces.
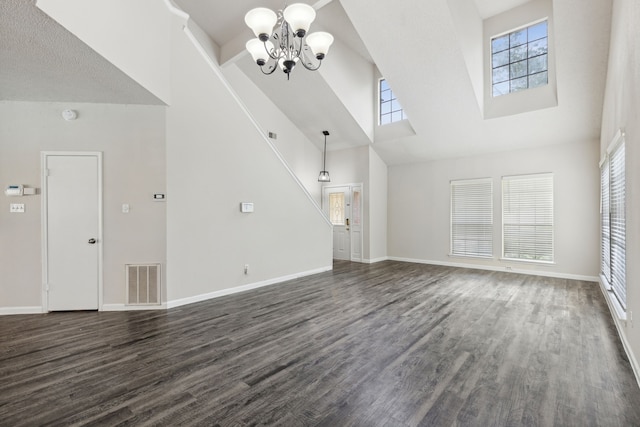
598 278 640 388
363 257 389 264
387 257 599 282
0 306 43 315
167 265 333 309
102 304 167 311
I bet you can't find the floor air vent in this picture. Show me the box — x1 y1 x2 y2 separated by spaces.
126 264 161 305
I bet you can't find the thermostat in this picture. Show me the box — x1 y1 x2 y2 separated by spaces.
153 193 166 201
240 202 254 213
5 185 23 196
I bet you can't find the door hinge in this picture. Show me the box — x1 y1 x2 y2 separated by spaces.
44 284 49 292
44 168 50 177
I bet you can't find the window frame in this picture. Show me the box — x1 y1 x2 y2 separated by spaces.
490 19 549 97
501 173 554 264
450 178 494 259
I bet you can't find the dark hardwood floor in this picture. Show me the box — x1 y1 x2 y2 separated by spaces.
1 261 639 426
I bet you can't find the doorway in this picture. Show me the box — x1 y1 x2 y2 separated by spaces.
42 152 103 311
322 184 363 262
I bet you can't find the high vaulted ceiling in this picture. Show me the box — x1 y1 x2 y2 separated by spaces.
1 0 613 164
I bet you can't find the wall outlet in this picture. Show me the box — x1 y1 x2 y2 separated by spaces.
244 264 249 275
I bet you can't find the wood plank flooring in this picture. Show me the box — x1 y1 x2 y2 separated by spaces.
1 261 640 426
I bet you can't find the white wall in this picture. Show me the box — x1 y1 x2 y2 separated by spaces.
0 101 166 312
599 0 640 379
320 39 376 143
222 63 324 205
368 147 388 262
388 141 600 279
165 18 332 304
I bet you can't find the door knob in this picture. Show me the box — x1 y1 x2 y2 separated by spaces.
88 238 97 244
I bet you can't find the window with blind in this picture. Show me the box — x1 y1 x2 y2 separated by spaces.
450 178 493 257
600 161 610 283
601 139 626 308
502 174 553 262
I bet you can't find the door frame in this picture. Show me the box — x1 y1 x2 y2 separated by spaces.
322 183 364 262
41 151 104 312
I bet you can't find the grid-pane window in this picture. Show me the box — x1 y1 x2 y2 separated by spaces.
491 20 548 97
502 174 553 262
451 178 493 257
609 142 626 307
379 79 406 125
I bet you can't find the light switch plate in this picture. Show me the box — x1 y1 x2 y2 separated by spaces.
10 203 25 213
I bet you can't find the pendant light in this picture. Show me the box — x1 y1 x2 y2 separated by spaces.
318 130 330 182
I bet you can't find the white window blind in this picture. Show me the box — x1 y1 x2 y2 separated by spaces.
502 174 553 262
600 160 611 283
450 178 493 257
609 142 626 308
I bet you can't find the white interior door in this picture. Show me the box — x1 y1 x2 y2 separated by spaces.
324 186 351 260
44 153 101 311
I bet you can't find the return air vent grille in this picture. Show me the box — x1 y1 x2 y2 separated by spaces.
126 264 161 305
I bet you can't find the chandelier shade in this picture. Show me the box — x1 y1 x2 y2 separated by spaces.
244 8 277 41
305 31 334 59
282 3 315 37
246 39 274 65
244 3 334 79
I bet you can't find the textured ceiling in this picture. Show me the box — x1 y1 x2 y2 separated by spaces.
0 0 162 104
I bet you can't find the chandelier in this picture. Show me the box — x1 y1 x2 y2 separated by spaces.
244 3 334 79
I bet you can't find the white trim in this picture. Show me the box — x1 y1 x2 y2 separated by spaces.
363 257 390 264
0 306 43 316
41 152 104 312
163 0 189 20
598 277 640 388
181 25 330 228
387 257 598 282
167 265 333 309
102 304 167 311
606 128 626 155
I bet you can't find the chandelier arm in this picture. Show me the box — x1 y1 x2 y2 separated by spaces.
259 63 279 75
299 50 322 71
263 40 280 60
